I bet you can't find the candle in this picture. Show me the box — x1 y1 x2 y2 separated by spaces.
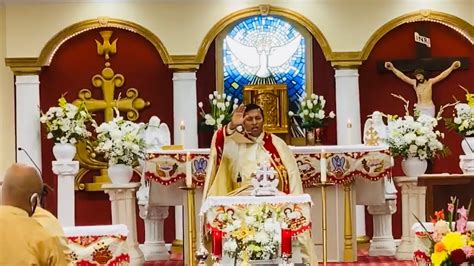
320 149 327 183
180 121 185 148
185 152 192 187
281 228 292 256
212 228 223 258
347 119 352 145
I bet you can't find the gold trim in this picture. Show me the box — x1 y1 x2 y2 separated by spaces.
38 17 172 66
197 5 333 64
361 9 474 60
4 58 41 75
357 235 371 244
330 52 362 69
169 55 199 71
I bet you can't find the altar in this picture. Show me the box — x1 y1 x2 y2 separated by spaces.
141 144 395 262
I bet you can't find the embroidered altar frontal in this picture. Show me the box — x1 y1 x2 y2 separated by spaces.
144 145 392 187
201 195 313 236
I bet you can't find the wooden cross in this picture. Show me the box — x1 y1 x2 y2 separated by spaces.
378 25 470 73
73 62 150 122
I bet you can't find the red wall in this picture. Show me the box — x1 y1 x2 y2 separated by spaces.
359 21 473 238
39 27 175 243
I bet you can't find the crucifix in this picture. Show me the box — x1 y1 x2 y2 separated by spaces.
378 24 470 117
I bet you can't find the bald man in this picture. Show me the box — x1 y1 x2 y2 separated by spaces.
0 164 67 265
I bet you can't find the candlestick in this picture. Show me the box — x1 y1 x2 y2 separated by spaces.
347 119 352 145
212 228 223 260
180 121 186 148
281 228 292 261
320 149 327 183
185 152 192 187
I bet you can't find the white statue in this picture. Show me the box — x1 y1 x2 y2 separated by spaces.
143 116 171 151
250 160 280 196
363 111 388 144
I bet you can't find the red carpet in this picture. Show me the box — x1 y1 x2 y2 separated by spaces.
144 247 413 265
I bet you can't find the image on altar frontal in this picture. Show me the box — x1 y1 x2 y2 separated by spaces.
222 15 306 111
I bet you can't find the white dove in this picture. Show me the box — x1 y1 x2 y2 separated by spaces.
225 35 303 78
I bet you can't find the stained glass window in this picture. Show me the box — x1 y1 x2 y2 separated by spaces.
222 16 306 110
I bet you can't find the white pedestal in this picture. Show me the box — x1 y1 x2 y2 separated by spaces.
394 176 426 260
138 205 170 261
103 182 145 265
52 160 79 227
367 200 397 256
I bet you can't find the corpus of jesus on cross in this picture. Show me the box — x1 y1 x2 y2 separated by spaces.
378 25 470 117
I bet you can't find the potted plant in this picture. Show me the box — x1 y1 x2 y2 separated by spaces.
446 86 474 154
40 96 93 161
94 110 146 184
289 93 335 145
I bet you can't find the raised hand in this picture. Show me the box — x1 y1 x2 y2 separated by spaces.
230 104 245 129
385 62 394 70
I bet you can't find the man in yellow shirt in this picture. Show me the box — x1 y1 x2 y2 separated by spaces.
33 206 73 264
0 164 67 265
203 104 317 264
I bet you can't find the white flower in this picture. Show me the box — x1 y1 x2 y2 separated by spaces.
311 94 317 99
212 99 217 105
309 113 315 118
328 111 336 118
223 238 237 252
254 231 269 243
288 111 294 116
198 102 203 108
213 91 218 96
209 94 214 100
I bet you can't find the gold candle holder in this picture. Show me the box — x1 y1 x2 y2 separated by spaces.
315 182 335 266
179 185 197 266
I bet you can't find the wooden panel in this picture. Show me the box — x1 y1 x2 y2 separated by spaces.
417 175 474 221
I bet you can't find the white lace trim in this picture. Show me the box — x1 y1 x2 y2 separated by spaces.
63 224 129 237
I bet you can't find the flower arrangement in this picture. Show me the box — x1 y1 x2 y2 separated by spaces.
413 197 473 266
94 110 146 166
386 94 447 160
446 86 474 137
387 114 445 160
289 93 335 129
40 96 94 144
198 91 239 130
221 205 282 263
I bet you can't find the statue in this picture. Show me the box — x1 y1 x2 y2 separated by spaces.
363 111 388 145
143 116 171 151
384 60 461 117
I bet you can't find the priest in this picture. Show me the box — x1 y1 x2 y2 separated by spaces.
202 103 316 264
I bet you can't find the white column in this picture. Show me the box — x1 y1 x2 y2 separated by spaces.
394 176 426 260
173 72 198 149
15 75 42 169
139 205 170 261
103 183 144 265
52 161 79 227
334 69 361 146
334 68 367 243
367 200 397 256
172 71 197 243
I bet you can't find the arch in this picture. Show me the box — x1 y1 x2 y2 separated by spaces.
195 5 333 64
38 17 172 66
361 10 474 60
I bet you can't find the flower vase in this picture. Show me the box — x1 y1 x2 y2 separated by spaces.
107 164 134 184
401 156 427 177
461 137 474 154
52 143 77 161
306 128 323 146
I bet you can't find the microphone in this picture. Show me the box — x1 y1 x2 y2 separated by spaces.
17 147 54 206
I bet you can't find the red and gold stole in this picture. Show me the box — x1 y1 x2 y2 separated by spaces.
213 128 290 194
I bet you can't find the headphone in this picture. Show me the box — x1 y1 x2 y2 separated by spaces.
29 193 39 217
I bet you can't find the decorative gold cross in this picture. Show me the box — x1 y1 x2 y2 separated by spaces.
73 62 150 122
